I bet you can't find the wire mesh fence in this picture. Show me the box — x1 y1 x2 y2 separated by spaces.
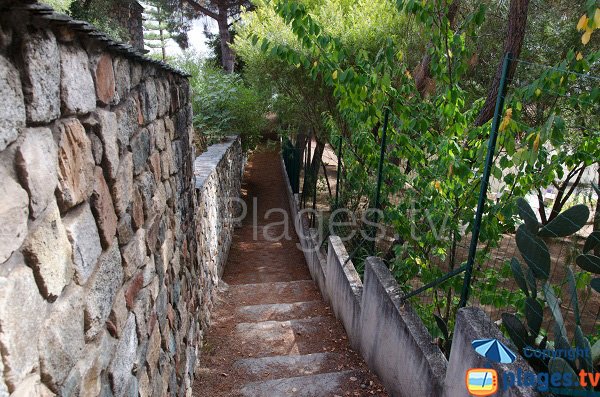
282 54 599 365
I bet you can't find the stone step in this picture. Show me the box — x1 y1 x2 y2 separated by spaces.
238 370 359 397
228 280 320 305
234 352 343 380
234 317 341 357
236 301 326 322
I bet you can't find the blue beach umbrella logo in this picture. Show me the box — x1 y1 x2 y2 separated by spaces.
471 338 517 364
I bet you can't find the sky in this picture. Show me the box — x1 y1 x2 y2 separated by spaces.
146 12 217 59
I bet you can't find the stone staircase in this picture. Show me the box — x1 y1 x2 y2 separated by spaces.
192 148 386 397
196 280 385 397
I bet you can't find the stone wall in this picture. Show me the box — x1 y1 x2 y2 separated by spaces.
0 3 242 396
194 137 243 330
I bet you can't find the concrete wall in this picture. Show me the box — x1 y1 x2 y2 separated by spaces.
444 307 541 397
326 238 363 351
360 256 448 396
280 152 542 397
0 3 242 396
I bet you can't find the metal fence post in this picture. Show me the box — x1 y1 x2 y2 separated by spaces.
374 108 390 211
459 53 513 308
334 135 343 209
371 108 390 253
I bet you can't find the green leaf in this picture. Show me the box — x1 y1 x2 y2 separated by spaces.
574 326 593 372
592 339 600 366
260 38 270 52
510 258 529 297
501 313 530 351
583 231 600 254
516 225 551 280
554 331 572 363
525 267 537 299
524 297 543 337
543 283 567 339
566 267 580 326
516 197 539 234
433 314 449 339
575 254 600 274
538 205 590 237
591 278 600 293
548 357 580 389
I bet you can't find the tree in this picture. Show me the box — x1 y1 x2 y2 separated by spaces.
236 0 600 344
40 0 73 12
184 0 251 73
474 0 530 126
143 2 173 60
204 27 245 71
69 0 131 42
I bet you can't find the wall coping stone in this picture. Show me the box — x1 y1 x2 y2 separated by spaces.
194 136 239 189
0 1 190 78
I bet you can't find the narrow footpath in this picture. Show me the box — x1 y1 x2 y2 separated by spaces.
192 146 388 397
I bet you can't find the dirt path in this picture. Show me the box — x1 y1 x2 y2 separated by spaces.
192 146 388 397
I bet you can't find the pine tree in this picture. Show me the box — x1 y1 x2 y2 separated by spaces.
143 1 172 61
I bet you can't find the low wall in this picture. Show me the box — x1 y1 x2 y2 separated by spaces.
279 152 541 397
0 3 242 396
194 136 243 330
444 307 540 397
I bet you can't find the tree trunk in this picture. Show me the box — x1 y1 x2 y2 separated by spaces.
217 5 235 73
474 0 530 126
301 138 325 207
413 1 461 96
159 28 166 61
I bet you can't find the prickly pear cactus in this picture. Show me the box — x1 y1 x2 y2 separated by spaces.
503 197 598 378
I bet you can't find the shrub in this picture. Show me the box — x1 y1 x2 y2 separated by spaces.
173 52 268 151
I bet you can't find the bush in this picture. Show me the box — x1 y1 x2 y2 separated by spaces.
173 52 268 151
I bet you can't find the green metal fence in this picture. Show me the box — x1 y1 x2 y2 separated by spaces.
281 53 600 362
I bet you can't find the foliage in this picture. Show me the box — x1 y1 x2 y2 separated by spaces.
173 52 268 150
503 197 599 383
68 0 130 41
204 28 246 72
236 0 600 352
39 0 73 12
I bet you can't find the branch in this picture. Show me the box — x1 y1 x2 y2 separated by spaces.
537 188 547 224
184 0 218 20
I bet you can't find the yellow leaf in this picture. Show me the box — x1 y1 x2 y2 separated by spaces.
595 8 600 29
577 14 588 31
535 88 541 97
499 108 512 132
576 52 583 60
582 29 592 45
497 213 505 222
533 133 540 151
559 76 564 85
332 70 338 80
405 70 412 79
313 61 318 67
434 181 441 192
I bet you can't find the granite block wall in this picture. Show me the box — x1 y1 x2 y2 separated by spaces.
0 3 242 396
